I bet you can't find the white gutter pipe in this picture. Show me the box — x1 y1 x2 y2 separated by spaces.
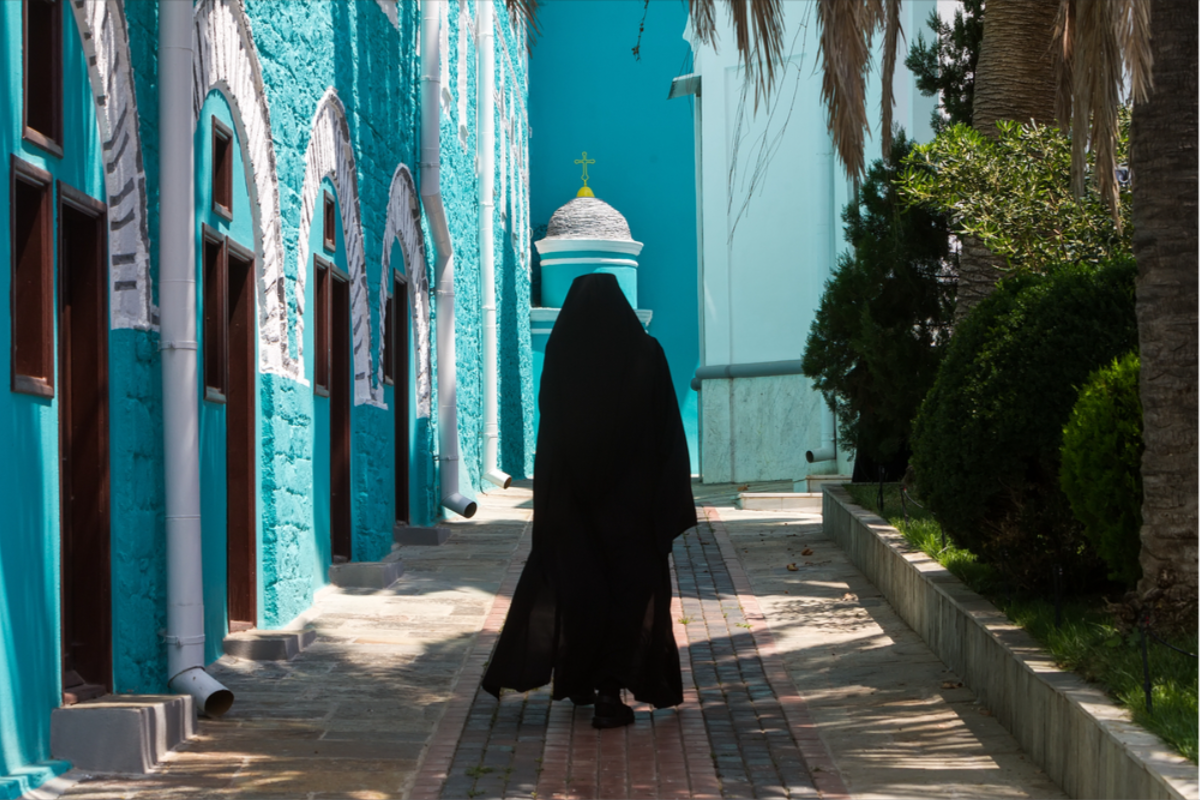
805 398 838 464
159 0 233 717
478 0 511 490
421 0 478 518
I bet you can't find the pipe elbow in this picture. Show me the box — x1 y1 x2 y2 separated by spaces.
442 492 478 519
168 666 234 718
806 446 836 464
484 469 512 490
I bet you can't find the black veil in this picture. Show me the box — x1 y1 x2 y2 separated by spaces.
482 273 695 707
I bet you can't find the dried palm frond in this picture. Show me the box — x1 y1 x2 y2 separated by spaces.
1056 0 1126 227
1053 0 1076 129
880 0 904 158
1114 0 1153 102
503 0 540 49
818 0 881 179
689 0 785 110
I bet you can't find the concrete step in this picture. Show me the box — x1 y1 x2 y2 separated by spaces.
394 524 451 546
736 492 823 511
222 628 317 661
329 548 406 589
50 694 195 775
794 474 851 493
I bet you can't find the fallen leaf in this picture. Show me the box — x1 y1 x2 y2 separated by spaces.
940 680 961 689
801 548 814 556
804 561 815 566
737 484 750 491
980 708 992 716
842 592 857 601
786 563 798 571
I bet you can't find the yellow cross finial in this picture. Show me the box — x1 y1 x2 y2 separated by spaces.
574 151 596 197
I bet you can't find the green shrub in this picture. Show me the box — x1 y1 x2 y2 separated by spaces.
1060 352 1144 587
910 258 1138 593
802 133 956 473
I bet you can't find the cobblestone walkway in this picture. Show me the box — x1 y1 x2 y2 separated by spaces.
410 504 847 800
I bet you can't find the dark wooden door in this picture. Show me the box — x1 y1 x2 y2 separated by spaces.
394 279 409 525
330 275 351 561
57 185 110 703
226 248 256 628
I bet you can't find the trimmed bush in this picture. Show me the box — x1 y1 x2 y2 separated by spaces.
910 258 1138 593
1060 352 1144 587
802 133 956 474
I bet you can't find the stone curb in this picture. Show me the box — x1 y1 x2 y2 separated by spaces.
823 485 1198 800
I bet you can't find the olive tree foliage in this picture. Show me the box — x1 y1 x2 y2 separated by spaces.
898 111 1132 274
802 134 956 472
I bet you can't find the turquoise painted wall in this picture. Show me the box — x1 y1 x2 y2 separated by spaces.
528 0 700 471
2 1 535 792
195 90 261 663
494 7 536 480
0 2 104 794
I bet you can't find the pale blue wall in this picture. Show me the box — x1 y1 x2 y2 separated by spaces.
0 2 103 794
528 0 700 470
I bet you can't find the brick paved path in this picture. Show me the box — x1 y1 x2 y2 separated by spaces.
411 507 848 800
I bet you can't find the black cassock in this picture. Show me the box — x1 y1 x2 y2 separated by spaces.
482 273 696 708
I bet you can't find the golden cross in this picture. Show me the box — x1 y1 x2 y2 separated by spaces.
574 151 596 188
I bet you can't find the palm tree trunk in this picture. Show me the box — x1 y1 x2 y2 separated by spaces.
954 0 1060 325
1131 0 1198 632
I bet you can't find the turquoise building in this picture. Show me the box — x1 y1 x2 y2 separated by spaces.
1 0 532 794
528 0 937 483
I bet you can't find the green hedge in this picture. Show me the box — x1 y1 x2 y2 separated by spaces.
911 258 1138 592
1060 352 1144 587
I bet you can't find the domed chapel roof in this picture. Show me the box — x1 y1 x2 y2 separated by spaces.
544 197 634 242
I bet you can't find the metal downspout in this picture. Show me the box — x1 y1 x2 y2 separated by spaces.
478 0 511 490
421 0 477 518
159 0 233 716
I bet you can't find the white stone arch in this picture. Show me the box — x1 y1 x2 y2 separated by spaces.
295 89 381 408
193 0 292 378
379 164 433 422
68 0 153 330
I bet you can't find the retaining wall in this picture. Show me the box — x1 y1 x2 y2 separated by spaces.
823 485 1197 800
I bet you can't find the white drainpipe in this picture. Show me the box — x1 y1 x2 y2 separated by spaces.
159 0 233 716
478 0 511 490
421 0 478 518
805 399 838 465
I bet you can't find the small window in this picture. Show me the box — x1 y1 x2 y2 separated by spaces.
23 0 63 156
203 228 228 401
314 256 331 395
212 118 233 220
10 156 55 397
323 191 336 252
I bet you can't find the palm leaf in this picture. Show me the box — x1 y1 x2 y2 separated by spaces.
690 0 785 111
880 0 904 158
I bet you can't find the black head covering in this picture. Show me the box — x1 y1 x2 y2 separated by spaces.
482 273 695 707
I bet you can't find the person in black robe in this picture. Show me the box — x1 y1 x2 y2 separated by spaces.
481 273 696 728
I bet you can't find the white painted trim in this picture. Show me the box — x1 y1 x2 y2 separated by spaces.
539 257 639 269
295 89 382 407
69 0 154 331
380 164 433 424
193 0 291 378
534 238 644 256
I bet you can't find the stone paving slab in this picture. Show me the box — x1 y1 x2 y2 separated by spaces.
708 501 1066 800
40 481 1065 800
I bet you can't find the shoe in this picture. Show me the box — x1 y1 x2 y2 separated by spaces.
570 689 597 706
591 692 635 729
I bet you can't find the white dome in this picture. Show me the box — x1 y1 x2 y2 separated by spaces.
544 197 633 241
